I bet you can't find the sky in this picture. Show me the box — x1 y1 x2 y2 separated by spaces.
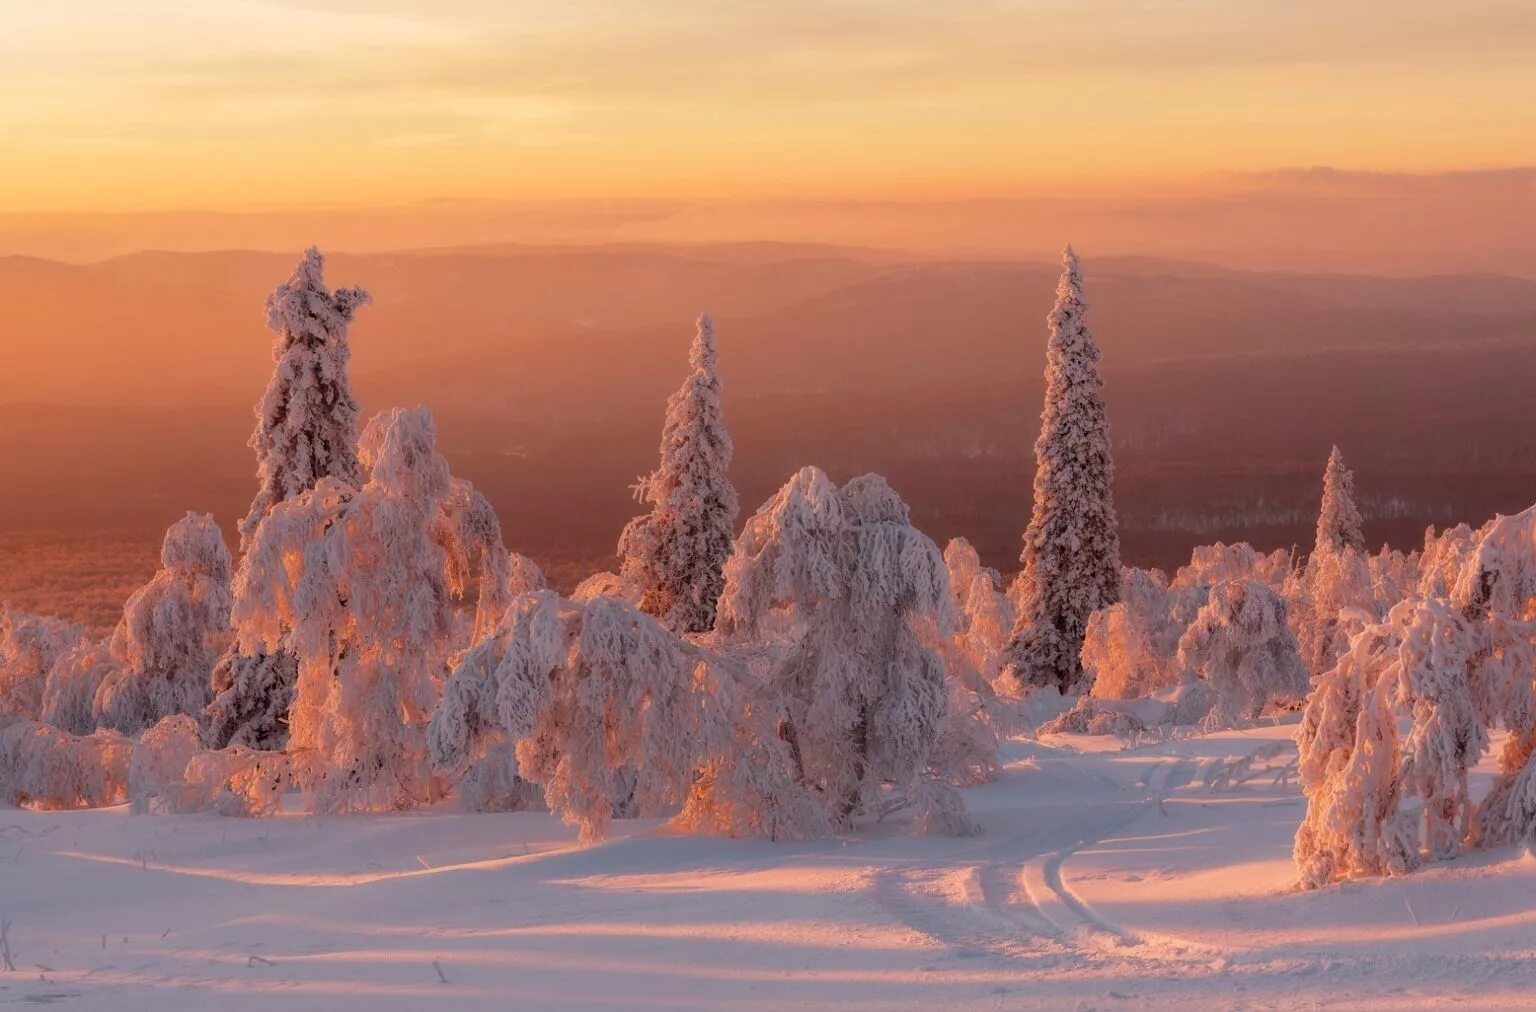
4 0 1536 214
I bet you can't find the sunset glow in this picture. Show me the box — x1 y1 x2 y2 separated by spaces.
5 1 1536 212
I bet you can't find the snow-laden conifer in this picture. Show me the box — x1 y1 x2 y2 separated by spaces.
92 513 233 735
240 247 369 547
1005 246 1120 693
618 314 738 634
1314 446 1366 559
210 249 370 749
717 467 973 832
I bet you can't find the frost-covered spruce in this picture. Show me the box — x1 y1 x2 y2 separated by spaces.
618 314 738 634
1176 579 1309 729
717 467 974 833
1005 246 1120 693
92 514 233 736
1314 446 1366 559
240 247 369 548
209 249 370 749
236 408 503 812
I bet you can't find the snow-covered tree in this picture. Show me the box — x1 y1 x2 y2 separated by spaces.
240 247 369 547
203 650 299 751
0 720 131 810
1384 599 1485 859
40 639 118 736
1176 579 1308 728
1451 506 1536 846
1314 446 1366 558
1083 566 1187 700
0 606 84 723
717 467 973 832
1294 621 1420 888
1005 246 1120 693
1419 522 1479 599
1289 540 1376 681
618 314 738 634
93 513 233 736
1173 543 1290 594
208 249 371 750
128 713 289 817
235 407 500 812
430 590 821 840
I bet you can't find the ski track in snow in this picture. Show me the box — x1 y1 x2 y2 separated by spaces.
6 722 1536 1010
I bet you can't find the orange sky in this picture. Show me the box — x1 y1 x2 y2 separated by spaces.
4 1 1536 213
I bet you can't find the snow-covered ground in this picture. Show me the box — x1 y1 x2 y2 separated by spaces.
4 720 1533 1010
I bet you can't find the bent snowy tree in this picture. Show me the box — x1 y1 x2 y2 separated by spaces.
716 467 976 834
1005 245 1121 694
234 408 506 813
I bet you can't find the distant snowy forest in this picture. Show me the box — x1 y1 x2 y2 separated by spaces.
4 244 1536 890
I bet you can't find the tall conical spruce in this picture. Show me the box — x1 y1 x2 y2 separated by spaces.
1005 246 1121 693
206 248 369 750
1314 445 1366 559
618 314 739 634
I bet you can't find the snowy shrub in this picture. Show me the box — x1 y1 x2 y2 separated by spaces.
431 589 821 840
942 538 1013 692
1420 523 1479 599
718 467 971 830
1082 567 1185 700
618 314 739 635
455 740 542 814
93 513 232 736
1177 580 1308 729
1005 247 1120 694
0 606 85 723
1038 696 1145 738
1369 547 1421 613
129 715 203 814
1173 543 1290 593
40 638 118 736
0 720 131 810
571 571 626 602
177 748 291 817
